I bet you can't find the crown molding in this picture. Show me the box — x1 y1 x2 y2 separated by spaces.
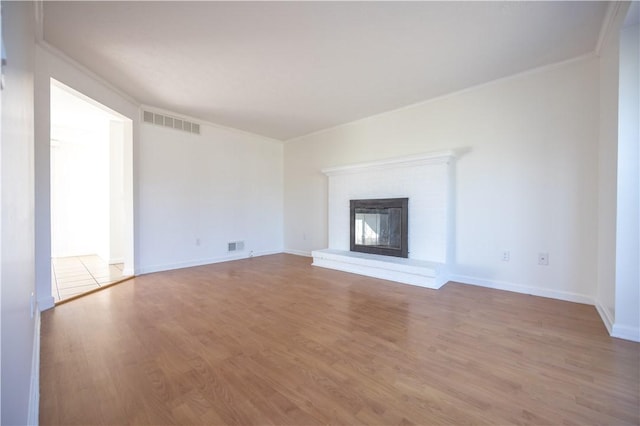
596 1 626 56
36 39 140 107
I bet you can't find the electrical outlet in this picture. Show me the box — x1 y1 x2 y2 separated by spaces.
502 250 510 262
195 238 201 246
538 252 549 265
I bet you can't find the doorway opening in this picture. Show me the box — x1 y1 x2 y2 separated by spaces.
50 79 134 302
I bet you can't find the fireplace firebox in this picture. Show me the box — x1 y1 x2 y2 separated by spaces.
350 198 408 258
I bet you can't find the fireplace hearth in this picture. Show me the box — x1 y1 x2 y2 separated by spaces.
350 198 408 258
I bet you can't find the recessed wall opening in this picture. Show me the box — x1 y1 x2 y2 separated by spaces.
50 78 134 302
350 198 409 258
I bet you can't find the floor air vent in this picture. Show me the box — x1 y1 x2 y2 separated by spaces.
142 110 200 135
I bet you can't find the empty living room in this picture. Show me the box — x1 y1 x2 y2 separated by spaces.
1 1 638 425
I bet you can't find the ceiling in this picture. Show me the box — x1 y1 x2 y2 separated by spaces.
43 1 609 141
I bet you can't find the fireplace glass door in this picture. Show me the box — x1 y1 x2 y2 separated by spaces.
354 208 402 249
350 198 408 258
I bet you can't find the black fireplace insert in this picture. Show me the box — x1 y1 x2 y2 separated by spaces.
350 198 408 258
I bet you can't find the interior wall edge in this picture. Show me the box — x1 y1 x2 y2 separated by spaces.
34 43 139 311
27 309 40 426
37 295 55 312
595 298 614 334
595 1 628 56
611 323 640 342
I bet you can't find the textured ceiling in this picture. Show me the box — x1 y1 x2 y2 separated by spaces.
43 1 609 141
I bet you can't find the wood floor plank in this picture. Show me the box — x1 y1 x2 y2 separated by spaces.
40 254 640 425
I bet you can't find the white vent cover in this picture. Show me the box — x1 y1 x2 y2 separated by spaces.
142 110 200 135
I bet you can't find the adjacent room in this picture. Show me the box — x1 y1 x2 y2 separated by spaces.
49 79 133 302
1 1 638 425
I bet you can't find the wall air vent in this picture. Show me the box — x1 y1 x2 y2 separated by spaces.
142 110 201 135
228 241 245 252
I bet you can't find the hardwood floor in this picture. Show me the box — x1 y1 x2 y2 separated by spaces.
40 254 639 425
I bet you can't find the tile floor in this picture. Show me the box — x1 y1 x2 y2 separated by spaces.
51 255 127 302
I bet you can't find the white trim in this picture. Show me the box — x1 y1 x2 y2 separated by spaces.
136 250 283 275
27 308 41 426
283 249 312 257
595 300 614 334
34 0 43 42
108 257 124 265
611 323 640 342
596 1 624 56
449 274 594 305
37 40 139 106
321 150 455 176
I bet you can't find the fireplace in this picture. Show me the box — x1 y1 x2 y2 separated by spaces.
314 151 454 288
350 198 408 258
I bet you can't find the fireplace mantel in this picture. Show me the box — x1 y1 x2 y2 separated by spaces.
314 150 455 289
321 150 455 176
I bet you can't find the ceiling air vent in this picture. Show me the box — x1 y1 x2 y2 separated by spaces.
142 110 201 135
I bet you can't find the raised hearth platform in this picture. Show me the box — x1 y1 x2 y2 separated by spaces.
311 249 447 289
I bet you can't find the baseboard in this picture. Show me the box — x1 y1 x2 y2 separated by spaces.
27 308 41 426
448 274 594 305
595 300 614 334
252 249 284 258
137 250 283 275
611 323 640 342
108 257 124 265
594 300 639 342
283 249 312 257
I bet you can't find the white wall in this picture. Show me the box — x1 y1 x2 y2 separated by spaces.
109 120 125 263
613 21 639 341
285 56 600 303
138 116 283 273
0 2 37 424
50 121 111 258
